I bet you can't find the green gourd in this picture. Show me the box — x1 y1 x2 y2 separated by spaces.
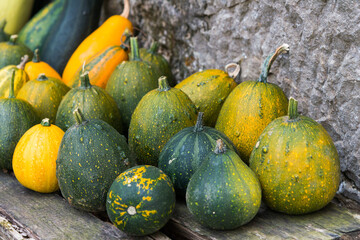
0 19 9 42
0 35 33 69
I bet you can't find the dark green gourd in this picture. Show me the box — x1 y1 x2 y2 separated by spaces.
0 19 9 42
158 112 237 195
0 35 33 69
56 72 123 133
56 109 136 212
186 139 262 230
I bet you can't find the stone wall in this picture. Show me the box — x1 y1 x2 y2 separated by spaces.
102 0 360 203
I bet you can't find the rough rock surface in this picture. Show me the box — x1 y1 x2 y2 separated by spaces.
103 0 360 203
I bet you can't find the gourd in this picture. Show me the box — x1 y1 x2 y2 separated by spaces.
0 35 33 69
249 98 340 215
12 118 64 193
0 72 38 170
17 0 66 51
56 72 123 133
17 73 70 123
0 19 9 42
175 63 239 127
0 0 34 34
106 37 160 130
56 109 136 212
62 0 133 83
24 49 62 80
216 44 289 163
128 76 197 166
186 139 262 230
0 55 29 98
158 112 237 195
107 165 176 236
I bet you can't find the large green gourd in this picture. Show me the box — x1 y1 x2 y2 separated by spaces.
129 76 197 166
186 139 262 230
0 20 9 42
0 35 33 69
249 98 340 215
158 112 237 195
56 109 136 212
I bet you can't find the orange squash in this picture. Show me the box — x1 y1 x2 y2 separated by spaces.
24 49 61 80
62 0 133 82
12 118 64 193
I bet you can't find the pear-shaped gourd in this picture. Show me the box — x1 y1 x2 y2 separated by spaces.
0 35 32 69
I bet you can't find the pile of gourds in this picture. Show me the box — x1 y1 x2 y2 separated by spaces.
0 0 340 237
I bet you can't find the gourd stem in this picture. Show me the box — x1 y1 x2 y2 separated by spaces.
9 35 17 45
37 73 48 81
148 41 159 54
0 19 6 30
214 139 226 154
225 62 241 79
120 0 130 19
32 49 40 63
8 71 15 99
120 29 132 51
41 118 51 127
258 44 289 83
130 37 141 61
17 55 29 70
288 97 299 120
193 112 204 132
80 71 92 89
73 108 85 125
158 76 171 91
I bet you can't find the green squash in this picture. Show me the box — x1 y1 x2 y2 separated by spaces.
158 112 237 195
0 72 38 170
0 19 9 42
186 139 262 230
249 98 340 215
56 109 136 212
106 37 160 130
129 76 197 166
216 44 289 163
0 35 33 69
17 74 70 123
107 165 176 236
55 72 123 133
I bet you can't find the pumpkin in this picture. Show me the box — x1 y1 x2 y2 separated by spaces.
129 76 197 166
186 139 262 230
0 0 34 34
158 112 237 195
0 72 38 170
62 0 133 83
106 165 176 236
215 44 289 163
175 63 238 127
12 118 64 193
0 19 9 42
249 98 340 215
0 35 33 69
56 109 136 212
0 55 29 98
56 72 123 133
106 37 160 130
17 73 70 123
24 49 62 80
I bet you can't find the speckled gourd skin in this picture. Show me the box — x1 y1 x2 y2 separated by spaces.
176 69 237 127
0 65 29 98
249 99 340 215
0 37 33 69
128 77 197 166
186 141 262 230
56 117 136 212
17 75 70 123
106 165 176 236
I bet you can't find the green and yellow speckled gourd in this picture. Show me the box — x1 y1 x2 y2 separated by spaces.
56 109 136 212
55 72 123 133
0 35 33 69
0 19 9 42
158 112 237 195
175 63 238 127
249 98 340 215
106 37 160 130
17 73 70 123
186 139 262 230
216 44 289 163
0 72 38 170
129 76 198 166
106 165 176 236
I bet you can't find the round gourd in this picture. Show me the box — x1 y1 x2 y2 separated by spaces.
249 98 340 215
13 118 64 193
0 35 33 69
0 19 9 42
129 76 197 166
24 49 62 80
107 165 176 236
216 44 289 163
175 63 238 127
186 139 262 230
56 72 123 133
106 37 160 130
0 72 38 170
56 109 136 212
17 73 70 123
158 112 237 195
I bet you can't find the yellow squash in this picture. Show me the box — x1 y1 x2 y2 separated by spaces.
24 49 62 80
0 0 34 34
